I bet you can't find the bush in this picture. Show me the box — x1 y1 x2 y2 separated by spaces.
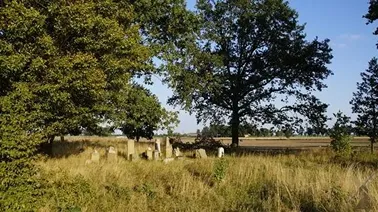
213 158 229 182
330 135 352 155
329 111 352 156
0 161 45 211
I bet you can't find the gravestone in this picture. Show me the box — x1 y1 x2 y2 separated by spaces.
155 139 161 154
146 147 153 160
153 150 160 160
107 146 117 162
91 150 100 163
164 137 173 158
217 147 225 158
173 147 181 157
195 149 207 159
127 140 135 160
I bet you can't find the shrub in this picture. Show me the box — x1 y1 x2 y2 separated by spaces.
329 111 352 156
213 158 229 182
330 135 352 155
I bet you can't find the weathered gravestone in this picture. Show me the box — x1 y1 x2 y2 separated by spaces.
165 137 173 158
146 147 153 160
91 150 100 163
127 140 135 161
107 146 117 162
173 147 182 157
155 139 161 154
195 149 207 159
218 147 225 158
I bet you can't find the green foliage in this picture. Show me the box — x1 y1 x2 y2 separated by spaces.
330 135 352 156
48 174 95 211
117 84 179 141
365 0 378 47
0 0 152 210
213 158 229 182
350 58 378 153
0 162 45 211
167 0 333 146
329 111 352 155
0 0 151 140
0 85 45 211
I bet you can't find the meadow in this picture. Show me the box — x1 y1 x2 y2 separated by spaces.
33 136 378 211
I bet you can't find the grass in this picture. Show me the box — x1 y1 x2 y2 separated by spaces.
34 137 378 211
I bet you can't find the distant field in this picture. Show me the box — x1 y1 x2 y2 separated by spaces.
63 136 372 149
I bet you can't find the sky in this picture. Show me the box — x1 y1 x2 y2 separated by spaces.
144 0 378 134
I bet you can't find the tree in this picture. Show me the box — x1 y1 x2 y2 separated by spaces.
329 111 352 155
350 58 378 154
0 0 152 144
167 0 333 146
118 84 178 142
0 1 151 209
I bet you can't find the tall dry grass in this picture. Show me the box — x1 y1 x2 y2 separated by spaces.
35 138 378 211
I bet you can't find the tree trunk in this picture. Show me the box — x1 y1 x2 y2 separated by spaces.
231 109 240 147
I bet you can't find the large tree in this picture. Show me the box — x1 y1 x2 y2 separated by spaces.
0 0 194 209
167 0 333 146
350 58 378 154
0 0 152 143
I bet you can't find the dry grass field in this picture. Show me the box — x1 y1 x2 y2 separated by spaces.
33 136 378 211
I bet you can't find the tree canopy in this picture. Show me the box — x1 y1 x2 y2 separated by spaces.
365 0 378 47
167 0 333 146
0 0 188 208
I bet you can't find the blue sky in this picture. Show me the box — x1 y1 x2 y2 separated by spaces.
145 0 378 134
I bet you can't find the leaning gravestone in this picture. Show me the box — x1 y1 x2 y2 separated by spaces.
107 146 117 162
146 147 153 160
173 147 181 157
127 140 135 161
91 150 100 163
195 149 207 159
